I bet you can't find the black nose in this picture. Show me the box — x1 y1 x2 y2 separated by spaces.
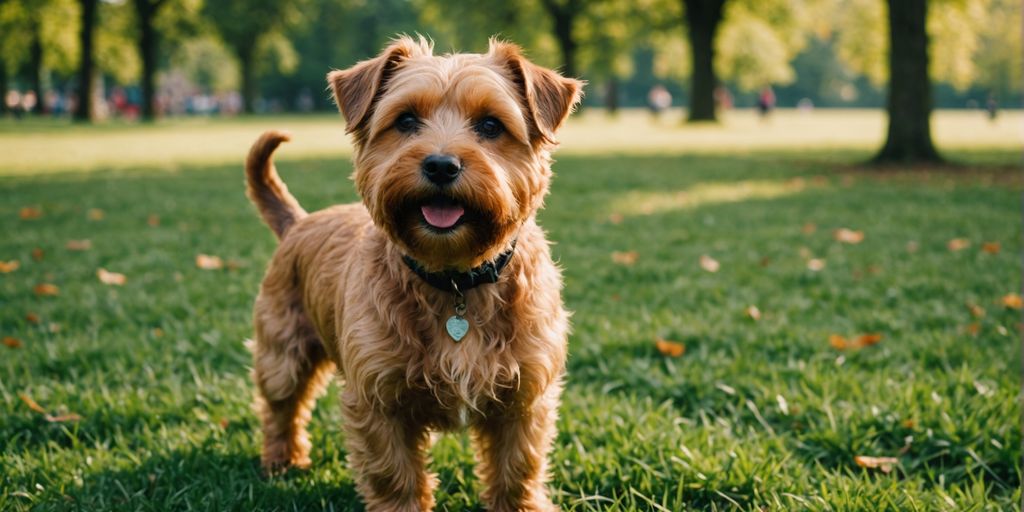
421 154 462 186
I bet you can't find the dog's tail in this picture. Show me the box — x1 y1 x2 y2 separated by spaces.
246 131 307 240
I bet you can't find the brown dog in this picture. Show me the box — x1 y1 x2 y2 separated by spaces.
245 36 582 511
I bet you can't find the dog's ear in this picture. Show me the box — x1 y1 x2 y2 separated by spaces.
490 39 584 145
328 37 429 134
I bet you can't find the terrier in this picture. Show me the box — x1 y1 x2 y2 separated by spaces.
245 36 582 511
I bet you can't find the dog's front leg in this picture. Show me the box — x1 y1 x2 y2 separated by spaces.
473 384 562 512
341 389 436 512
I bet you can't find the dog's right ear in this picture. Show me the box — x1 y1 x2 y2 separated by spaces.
327 37 428 134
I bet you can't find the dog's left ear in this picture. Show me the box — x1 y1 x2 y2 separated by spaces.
490 39 584 145
328 37 430 135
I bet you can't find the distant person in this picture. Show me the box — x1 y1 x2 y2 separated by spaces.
757 86 775 119
986 92 998 121
647 84 672 119
714 85 733 111
797 98 814 113
5 90 23 119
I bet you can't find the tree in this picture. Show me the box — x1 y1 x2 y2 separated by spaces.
873 0 941 163
538 0 581 78
203 0 303 113
74 0 98 122
680 0 726 121
132 0 167 121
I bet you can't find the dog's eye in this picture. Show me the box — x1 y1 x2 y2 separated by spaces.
394 113 420 134
475 116 505 139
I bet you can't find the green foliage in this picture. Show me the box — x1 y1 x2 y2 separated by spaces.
95 0 140 85
0 0 79 77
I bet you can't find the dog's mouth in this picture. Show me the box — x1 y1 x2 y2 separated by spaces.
420 196 465 231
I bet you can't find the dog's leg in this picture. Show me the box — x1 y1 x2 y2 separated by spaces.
473 385 561 512
342 389 436 512
251 296 335 473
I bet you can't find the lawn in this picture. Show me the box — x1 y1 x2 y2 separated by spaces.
1 112 1021 511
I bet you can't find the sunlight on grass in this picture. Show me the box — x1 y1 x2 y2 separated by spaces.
609 178 811 216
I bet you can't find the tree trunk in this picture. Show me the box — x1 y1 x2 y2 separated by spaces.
29 22 45 115
240 48 257 114
604 77 619 114
873 0 941 164
74 0 98 123
682 0 725 122
540 0 579 78
0 65 8 116
134 0 163 122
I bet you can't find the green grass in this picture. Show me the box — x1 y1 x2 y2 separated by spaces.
1 116 1021 511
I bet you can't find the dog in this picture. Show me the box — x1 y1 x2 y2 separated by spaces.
244 36 582 511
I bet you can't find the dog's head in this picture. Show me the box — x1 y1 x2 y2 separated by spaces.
328 36 582 271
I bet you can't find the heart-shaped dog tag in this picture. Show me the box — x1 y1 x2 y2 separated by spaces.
446 315 469 342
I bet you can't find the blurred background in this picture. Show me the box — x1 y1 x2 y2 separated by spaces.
0 0 1018 123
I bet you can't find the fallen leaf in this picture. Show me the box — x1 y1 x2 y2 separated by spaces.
195 254 224 270
96 268 127 286
655 338 685 357
0 260 20 273
31 248 44 261
219 417 230 429
947 238 970 251
906 241 919 253
66 239 92 251
87 208 105 221
1002 294 1023 310
607 213 623 225
25 313 40 324
34 283 59 296
966 323 981 336
18 393 48 414
854 455 899 473
45 413 82 423
746 305 762 321
3 336 21 348
798 247 812 259
151 328 164 338
699 254 720 273
801 222 817 235
807 259 826 272
829 334 848 350
981 242 1000 254
147 214 161 227
759 256 771 267
901 419 916 429
226 259 245 271
833 228 864 244
611 251 638 266
967 303 986 318
47 323 61 333
19 207 42 219
854 333 883 347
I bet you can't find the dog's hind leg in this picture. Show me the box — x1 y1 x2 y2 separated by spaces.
250 292 335 473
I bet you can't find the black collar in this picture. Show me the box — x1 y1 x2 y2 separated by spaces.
402 240 516 293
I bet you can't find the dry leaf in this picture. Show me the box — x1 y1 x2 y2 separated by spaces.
829 334 849 350
607 213 623 225
147 214 161 227
801 222 817 235
965 323 981 336
947 238 970 251
655 338 685 357
66 239 92 251
807 259 826 272
151 327 164 338
25 313 40 324
833 228 864 244
0 260 20 273
31 248 44 261
195 254 224 270
1002 294 1023 310
981 242 1000 254
855 333 883 347
47 322 61 333
97 268 127 286
3 336 21 348
87 208 105 221
611 251 638 266
19 207 42 219
967 303 985 318
45 413 83 423
746 305 762 321
906 241 919 253
226 259 245 271
219 417 230 429
699 255 720 273
34 283 59 296
901 419 916 429
854 455 899 473
19 393 48 413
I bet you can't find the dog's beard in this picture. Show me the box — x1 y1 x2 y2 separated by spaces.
389 191 507 269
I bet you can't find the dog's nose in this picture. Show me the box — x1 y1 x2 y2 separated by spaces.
421 154 462 186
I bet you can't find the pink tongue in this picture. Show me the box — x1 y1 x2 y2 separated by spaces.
421 204 465 229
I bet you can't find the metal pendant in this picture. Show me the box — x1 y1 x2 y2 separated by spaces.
447 280 469 342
